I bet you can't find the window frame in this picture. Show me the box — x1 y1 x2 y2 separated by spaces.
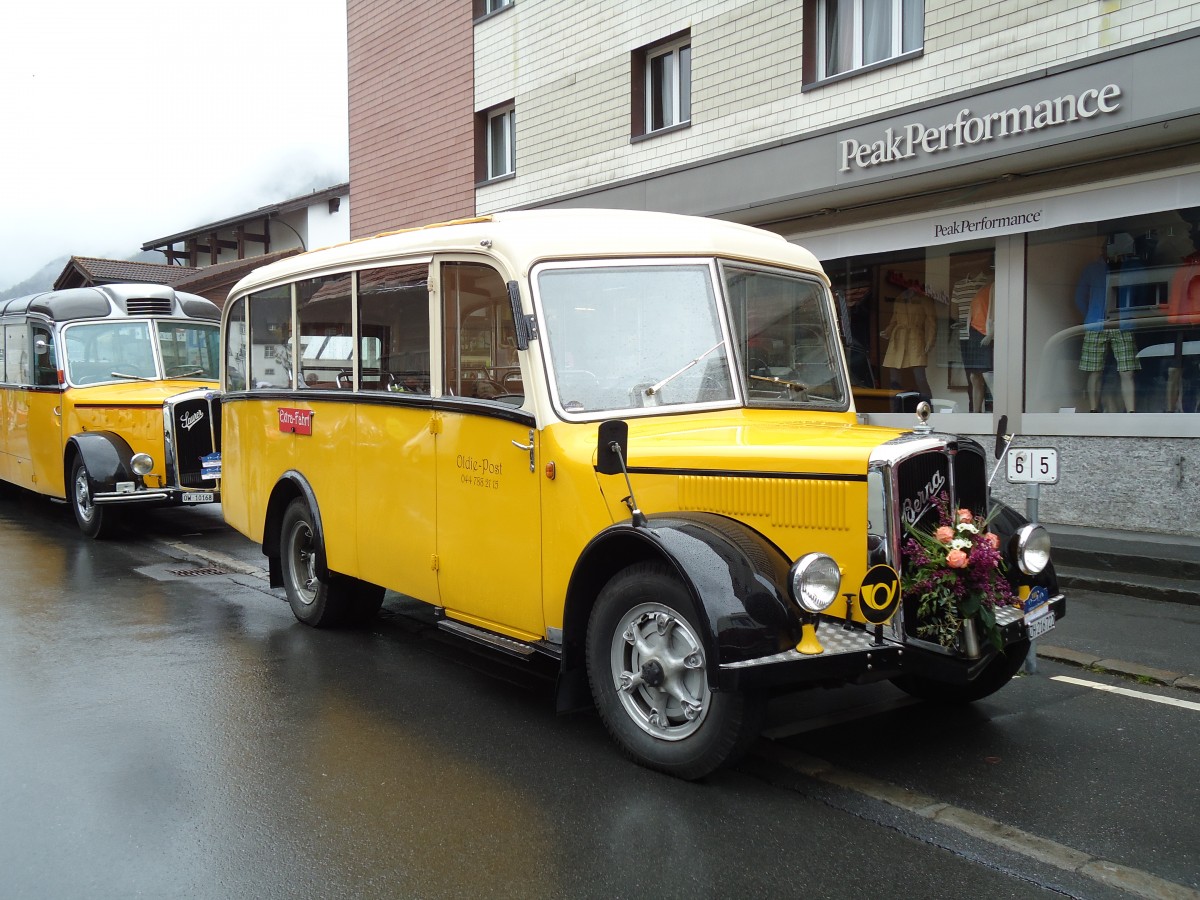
631 31 692 141
473 0 512 21
477 103 516 183
804 0 923 88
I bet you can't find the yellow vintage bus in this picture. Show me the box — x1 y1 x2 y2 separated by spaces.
1 283 221 538
219 210 1063 778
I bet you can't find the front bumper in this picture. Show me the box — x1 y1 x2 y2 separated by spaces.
92 487 219 507
717 594 1066 691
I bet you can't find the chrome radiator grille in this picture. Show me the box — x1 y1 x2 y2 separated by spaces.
167 393 221 488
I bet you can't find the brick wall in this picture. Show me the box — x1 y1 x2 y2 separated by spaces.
348 0 476 237
472 0 1200 212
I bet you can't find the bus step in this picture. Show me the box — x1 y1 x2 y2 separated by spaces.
438 618 537 659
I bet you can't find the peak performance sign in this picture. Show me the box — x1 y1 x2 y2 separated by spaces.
838 84 1122 173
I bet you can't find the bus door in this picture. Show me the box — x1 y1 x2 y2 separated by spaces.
26 325 65 496
434 261 543 640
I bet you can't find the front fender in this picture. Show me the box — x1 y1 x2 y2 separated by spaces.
559 512 803 706
67 431 136 492
988 500 1061 596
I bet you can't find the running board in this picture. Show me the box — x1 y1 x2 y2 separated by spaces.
437 618 540 659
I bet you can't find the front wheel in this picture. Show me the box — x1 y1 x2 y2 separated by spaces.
891 639 1031 704
70 457 119 539
585 562 763 780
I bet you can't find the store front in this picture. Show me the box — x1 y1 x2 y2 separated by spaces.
792 170 1200 535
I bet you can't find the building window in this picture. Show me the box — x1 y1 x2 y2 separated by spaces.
812 0 922 81
479 104 515 181
474 0 512 18
632 33 691 139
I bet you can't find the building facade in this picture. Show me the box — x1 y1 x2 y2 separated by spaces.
347 0 1200 537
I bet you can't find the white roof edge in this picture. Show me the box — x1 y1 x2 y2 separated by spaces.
227 209 829 300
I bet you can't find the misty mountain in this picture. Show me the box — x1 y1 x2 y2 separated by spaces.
0 250 165 301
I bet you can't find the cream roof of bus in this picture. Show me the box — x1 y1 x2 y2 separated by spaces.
227 209 828 299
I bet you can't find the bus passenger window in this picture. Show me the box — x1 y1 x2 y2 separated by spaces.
297 273 353 390
358 264 430 393
248 286 293 389
442 262 519 401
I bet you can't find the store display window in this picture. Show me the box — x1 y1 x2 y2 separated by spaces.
1025 208 1200 415
824 238 995 414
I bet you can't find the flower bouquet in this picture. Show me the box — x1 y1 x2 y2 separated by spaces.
901 494 1017 654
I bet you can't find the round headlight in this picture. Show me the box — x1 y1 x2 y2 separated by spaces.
789 553 842 613
1015 523 1051 575
131 453 155 476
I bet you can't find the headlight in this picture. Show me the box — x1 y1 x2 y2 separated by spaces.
131 453 155 476
789 553 842 613
1014 523 1051 575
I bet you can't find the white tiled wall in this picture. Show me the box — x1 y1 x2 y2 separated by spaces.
474 0 1200 211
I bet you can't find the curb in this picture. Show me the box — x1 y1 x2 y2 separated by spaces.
1037 644 1200 694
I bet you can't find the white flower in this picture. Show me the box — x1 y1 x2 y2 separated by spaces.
956 522 980 535
950 538 973 550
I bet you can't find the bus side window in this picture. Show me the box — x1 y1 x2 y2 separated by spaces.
297 273 353 390
225 297 248 392
248 286 294 389
358 263 430 393
441 262 519 401
33 326 57 386
6 324 31 385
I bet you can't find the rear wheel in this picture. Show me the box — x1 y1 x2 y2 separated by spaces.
280 498 369 627
585 562 763 780
891 639 1031 703
70 457 119 539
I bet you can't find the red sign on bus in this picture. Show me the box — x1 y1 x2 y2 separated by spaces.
278 407 313 435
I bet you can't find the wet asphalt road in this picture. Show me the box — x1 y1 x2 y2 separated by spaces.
1 493 1197 899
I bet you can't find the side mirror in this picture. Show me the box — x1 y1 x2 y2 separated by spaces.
596 420 629 475
995 414 1009 459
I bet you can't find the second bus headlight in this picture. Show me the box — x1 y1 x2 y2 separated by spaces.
131 453 155 476
790 553 842 613
1014 523 1051 575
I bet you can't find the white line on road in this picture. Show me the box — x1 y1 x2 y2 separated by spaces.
1052 675 1200 712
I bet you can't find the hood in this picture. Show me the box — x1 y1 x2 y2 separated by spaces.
621 410 907 476
67 380 219 406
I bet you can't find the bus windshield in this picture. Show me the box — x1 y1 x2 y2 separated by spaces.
64 320 220 385
536 259 847 415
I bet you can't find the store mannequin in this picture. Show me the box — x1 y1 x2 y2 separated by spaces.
1167 215 1200 412
1075 234 1139 412
962 279 994 412
881 288 936 399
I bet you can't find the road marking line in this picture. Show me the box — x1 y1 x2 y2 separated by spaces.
1052 675 1200 712
755 742 1200 900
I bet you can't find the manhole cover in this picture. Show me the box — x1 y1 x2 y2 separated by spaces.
168 566 229 577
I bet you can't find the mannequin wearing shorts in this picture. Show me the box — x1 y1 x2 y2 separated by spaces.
1075 241 1139 412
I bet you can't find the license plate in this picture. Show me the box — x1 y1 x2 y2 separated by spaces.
182 492 215 504
1025 607 1055 640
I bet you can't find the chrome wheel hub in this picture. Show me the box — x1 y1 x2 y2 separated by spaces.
611 602 709 740
286 520 318 607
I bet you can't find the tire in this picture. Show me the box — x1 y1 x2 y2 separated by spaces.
891 638 1031 704
70 457 119 539
585 562 763 780
279 497 358 627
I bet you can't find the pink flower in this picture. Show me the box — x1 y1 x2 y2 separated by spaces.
936 525 955 544
946 549 969 569
984 532 1000 550
956 508 975 525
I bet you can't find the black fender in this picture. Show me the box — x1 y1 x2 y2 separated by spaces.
987 500 1062 598
66 431 137 492
557 511 803 710
261 471 328 588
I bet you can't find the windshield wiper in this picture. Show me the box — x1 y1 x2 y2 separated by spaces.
748 373 809 392
109 371 155 381
645 340 726 397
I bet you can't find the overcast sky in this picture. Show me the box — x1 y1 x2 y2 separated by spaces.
0 1 349 290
